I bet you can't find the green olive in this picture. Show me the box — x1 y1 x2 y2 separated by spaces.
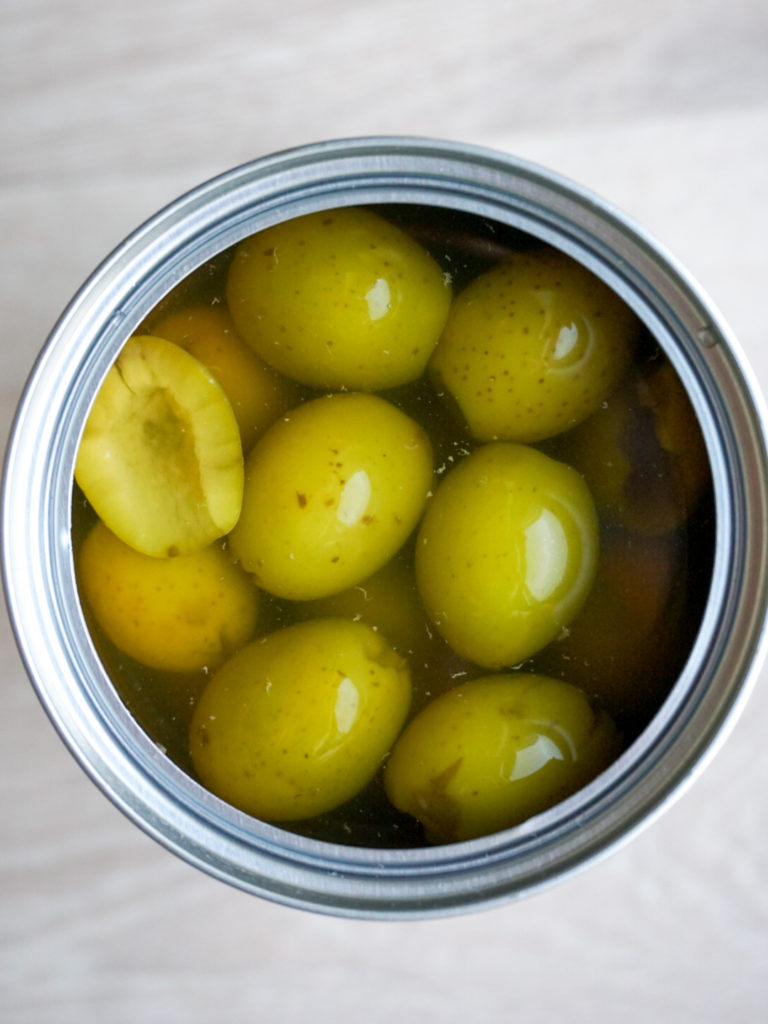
429 249 639 443
228 392 434 600
78 520 259 673
226 207 452 390
189 618 411 821
384 673 622 843
415 442 599 668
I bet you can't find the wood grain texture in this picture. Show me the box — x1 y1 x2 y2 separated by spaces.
2 0 767 183
2 1 767 1021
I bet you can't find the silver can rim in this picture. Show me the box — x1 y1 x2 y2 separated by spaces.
3 135 768 919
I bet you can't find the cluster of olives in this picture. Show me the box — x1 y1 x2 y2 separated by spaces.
73 206 710 846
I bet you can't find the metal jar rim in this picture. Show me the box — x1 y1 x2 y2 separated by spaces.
3 136 768 919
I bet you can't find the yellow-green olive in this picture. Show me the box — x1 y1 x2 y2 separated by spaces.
226 207 452 390
189 618 411 821
429 250 638 443
228 392 433 600
78 520 259 673
416 442 599 668
384 673 621 843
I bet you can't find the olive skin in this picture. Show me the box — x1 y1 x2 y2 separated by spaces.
429 250 638 443
189 618 411 821
384 673 621 844
226 207 452 391
228 392 434 601
415 442 599 668
78 520 259 673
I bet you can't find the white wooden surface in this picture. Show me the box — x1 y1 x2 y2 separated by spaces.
2 2 768 1021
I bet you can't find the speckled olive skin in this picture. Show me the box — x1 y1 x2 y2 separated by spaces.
225 207 452 390
189 618 411 821
78 520 259 673
415 442 599 668
384 673 621 844
228 392 434 600
429 249 639 443
75 334 244 558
